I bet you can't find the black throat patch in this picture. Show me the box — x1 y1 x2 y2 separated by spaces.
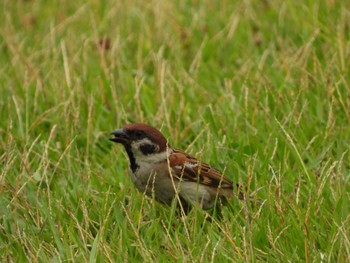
124 145 139 172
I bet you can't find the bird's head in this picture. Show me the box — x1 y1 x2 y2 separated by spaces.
110 123 168 156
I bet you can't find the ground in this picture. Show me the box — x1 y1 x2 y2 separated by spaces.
1 0 349 261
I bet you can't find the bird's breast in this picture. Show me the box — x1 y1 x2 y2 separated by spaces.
129 161 176 205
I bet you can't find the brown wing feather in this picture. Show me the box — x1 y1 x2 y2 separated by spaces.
168 149 233 189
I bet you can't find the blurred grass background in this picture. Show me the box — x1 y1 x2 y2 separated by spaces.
1 0 349 261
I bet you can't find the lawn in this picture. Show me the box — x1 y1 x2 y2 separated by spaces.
1 0 349 261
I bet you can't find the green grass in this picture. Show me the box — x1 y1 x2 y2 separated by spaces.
1 0 350 261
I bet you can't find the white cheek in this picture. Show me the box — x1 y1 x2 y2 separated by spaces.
130 138 169 165
130 138 152 157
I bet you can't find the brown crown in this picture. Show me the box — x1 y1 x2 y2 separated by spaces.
123 123 168 151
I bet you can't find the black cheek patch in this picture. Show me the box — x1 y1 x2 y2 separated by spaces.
140 144 158 155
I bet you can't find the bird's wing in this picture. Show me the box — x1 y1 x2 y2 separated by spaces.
168 149 233 189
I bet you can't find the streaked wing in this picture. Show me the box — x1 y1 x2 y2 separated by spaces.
168 149 233 189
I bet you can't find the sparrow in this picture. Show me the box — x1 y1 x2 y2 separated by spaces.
109 123 241 211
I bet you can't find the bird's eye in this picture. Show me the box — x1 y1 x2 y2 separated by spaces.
134 130 144 138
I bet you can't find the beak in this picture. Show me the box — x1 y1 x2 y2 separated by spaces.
109 128 130 144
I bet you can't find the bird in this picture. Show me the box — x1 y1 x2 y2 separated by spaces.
109 123 241 212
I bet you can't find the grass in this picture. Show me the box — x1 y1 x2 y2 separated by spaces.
1 0 350 261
